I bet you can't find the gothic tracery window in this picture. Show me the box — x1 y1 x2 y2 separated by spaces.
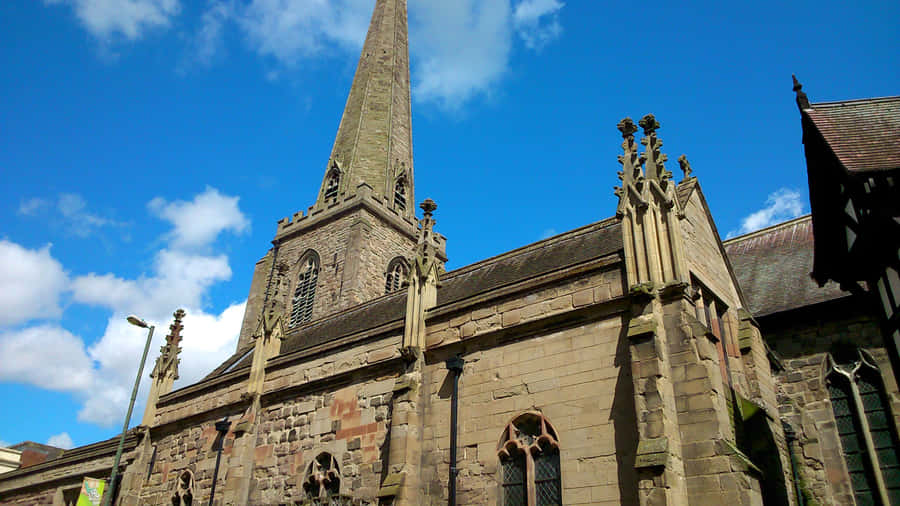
826 346 900 505
324 171 340 201
303 453 350 505
394 179 407 212
385 257 408 294
290 252 319 326
497 412 562 506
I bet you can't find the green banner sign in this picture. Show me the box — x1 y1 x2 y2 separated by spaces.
76 477 106 506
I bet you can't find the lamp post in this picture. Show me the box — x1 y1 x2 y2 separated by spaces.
102 315 155 506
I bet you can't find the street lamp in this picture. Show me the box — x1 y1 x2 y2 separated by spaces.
102 315 155 506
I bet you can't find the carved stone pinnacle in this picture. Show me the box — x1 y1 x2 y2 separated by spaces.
173 308 185 321
617 117 638 138
420 198 437 216
677 155 693 178
639 114 660 135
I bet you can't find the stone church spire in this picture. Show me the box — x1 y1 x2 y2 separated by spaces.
317 0 414 218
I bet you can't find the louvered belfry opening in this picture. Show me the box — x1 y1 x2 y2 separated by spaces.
291 255 319 326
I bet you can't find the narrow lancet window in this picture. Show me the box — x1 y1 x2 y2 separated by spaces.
385 257 408 293
394 179 407 212
498 412 562 506
291 253 319 326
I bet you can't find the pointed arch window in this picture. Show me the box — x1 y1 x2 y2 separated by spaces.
291 252 319 326
826 347 900 505
324 171 340 201
497 412 562 506
303 453 352 505
393 179 407 212
385 257 408 294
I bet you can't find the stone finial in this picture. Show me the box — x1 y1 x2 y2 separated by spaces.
420 198 437 217
618 117 638 139
677 155 693 179
639 114 660 135
152 309 185 380
792 74 810 110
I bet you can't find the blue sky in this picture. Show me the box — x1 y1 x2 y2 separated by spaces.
0 0 897 450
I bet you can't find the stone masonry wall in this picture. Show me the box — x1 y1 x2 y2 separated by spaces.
766 300 900 506
419 263 635 505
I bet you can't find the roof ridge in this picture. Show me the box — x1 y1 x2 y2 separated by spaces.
811 95 900 107
723 214 812 245
439 216 620 281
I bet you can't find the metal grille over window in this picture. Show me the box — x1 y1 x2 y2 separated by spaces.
385 258 408 294
394 180 406 211
827 349 900 505
291 255 319 326
498 412 562 506
324 173 340 200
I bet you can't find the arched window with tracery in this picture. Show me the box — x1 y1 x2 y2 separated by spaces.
497 412 562 506
385 257 408 294
303 453 352 505
290 252 319 326
324 171 340 201
826 345 900 505
393 179 407 212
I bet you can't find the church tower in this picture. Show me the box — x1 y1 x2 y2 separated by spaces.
235 0 444 351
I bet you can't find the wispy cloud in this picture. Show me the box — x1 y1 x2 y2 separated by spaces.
728 188 806 238
18 198 50 216
44 0 566 112
18 193 127 238
44 0 180 41
513 0 564 50
539 228 557 240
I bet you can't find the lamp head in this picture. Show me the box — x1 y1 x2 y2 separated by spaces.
126 315 149 328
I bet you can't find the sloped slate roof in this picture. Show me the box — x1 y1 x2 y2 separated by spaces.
204 217 623 375
724 215 849 317
806 96 900 173
281 291 407 355
436 218 622 307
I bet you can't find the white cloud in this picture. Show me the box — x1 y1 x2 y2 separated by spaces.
512 0 564 50
729 188 806 237
1 188 248 426
0 241 68 327
46 432 75 450
148 186 249 249
45 0 180 41
0 325 97 392
411 0 513 110
18 198 50 216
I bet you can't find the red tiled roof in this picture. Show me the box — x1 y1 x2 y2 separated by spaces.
805 96 900 173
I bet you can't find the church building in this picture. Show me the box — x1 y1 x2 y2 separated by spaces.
1 1 898 505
